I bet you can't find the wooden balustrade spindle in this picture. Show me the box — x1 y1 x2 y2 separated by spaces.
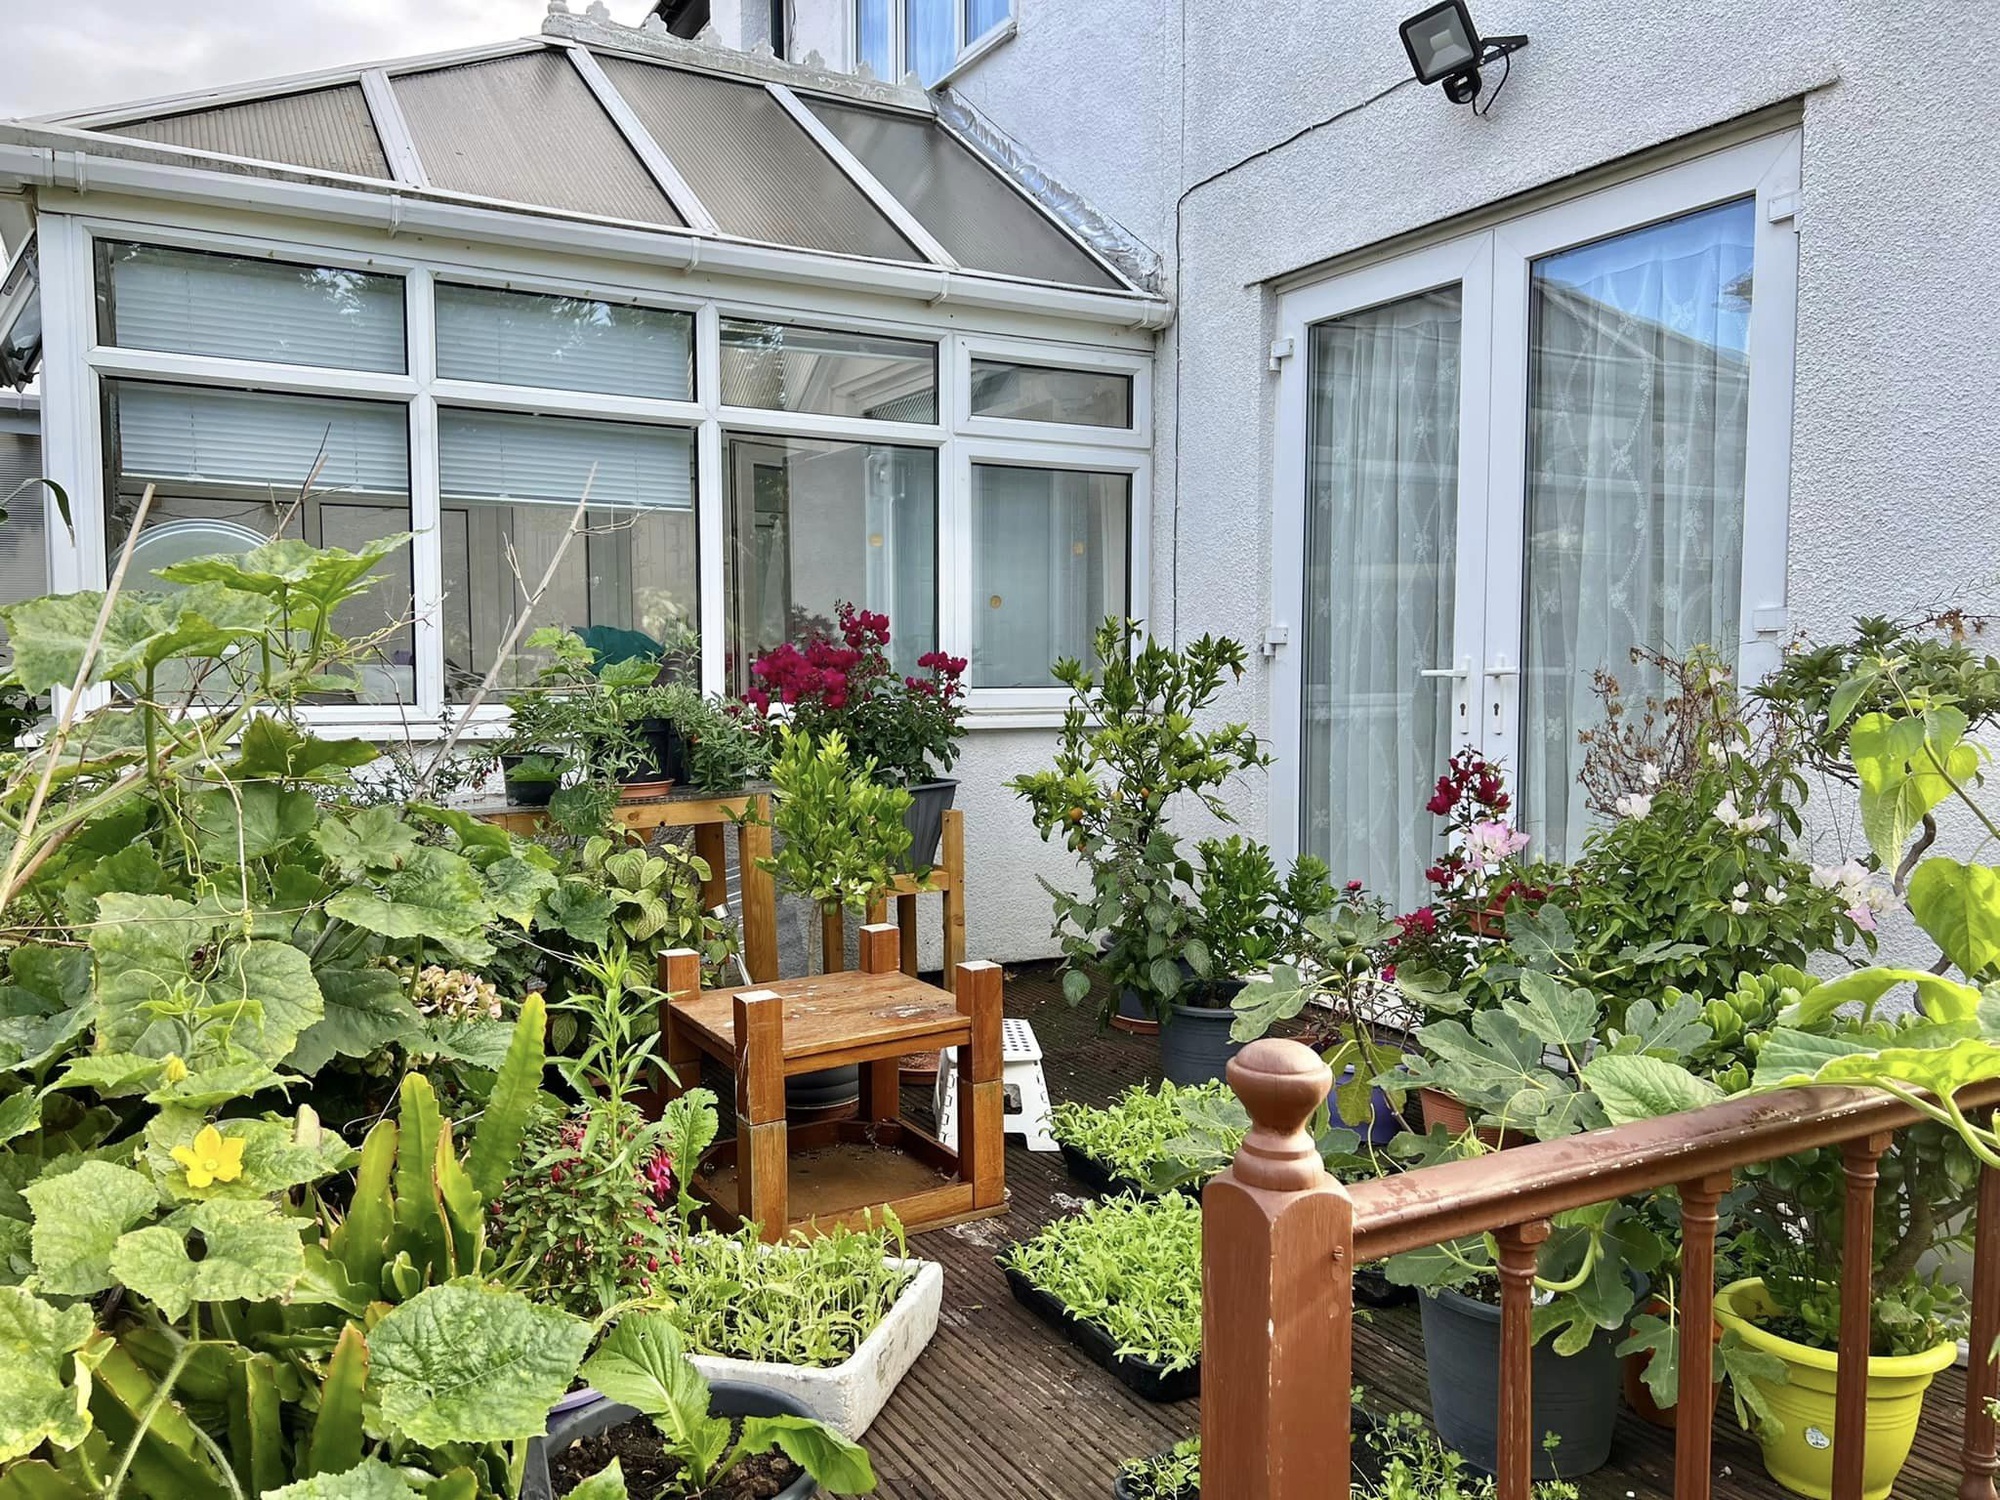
1495 1220 1552 1500
1675 1172 1732 1500
1833 1133 1893 1500
1960 1127 2000 1500
1204 1039 1354 1500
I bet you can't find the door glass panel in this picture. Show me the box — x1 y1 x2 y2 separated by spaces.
1300 287 1461 908
1519 198 1754 856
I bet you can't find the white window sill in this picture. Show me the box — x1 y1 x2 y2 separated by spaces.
933 18 1017 88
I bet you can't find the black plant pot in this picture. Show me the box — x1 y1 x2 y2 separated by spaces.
522 1381 820 1500
786 1064 861 1122
1157 990 1247 1087
900 778 957 870
1418 1286 1623 1478
500 755 559 808
625 717 688 787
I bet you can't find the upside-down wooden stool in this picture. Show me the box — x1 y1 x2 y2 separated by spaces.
657 924 1009 1242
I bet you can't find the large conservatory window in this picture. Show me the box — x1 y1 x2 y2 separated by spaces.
720 319 936 423
439 410 698 698
435 284 693 400
969 464 1128 687
99 380 415 704
724 434 936 686
95 241 405 372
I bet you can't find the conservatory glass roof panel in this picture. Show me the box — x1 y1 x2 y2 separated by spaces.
393 52 684 227
112 85 392 180
805 97 1119 289
593 54 922 263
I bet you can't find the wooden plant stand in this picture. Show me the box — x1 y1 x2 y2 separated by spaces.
468 788 779 983
658 924 1008 1242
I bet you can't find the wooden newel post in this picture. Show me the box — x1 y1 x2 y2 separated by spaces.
1202 1039 1354 1500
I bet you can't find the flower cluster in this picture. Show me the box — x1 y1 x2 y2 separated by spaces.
1416 750 1533 902
1812 858 1900 933
411 965 506 1022
1713 793 1775 836
739 602 968 785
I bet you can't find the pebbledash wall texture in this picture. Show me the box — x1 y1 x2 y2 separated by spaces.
727 0 2000 966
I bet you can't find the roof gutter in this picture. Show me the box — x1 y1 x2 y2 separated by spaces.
0 132 1172 332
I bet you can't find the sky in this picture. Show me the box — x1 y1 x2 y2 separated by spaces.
1 0 656 120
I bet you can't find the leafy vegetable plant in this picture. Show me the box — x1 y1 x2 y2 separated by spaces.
999 1193 1202 1372
1050 1079 1244 1188
570 1312 876 1497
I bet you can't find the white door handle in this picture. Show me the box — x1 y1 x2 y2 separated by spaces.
1418 657 1471 681
1483 662 1518 679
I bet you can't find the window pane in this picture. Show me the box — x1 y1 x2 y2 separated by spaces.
1519 198 1754 858
965 0 1009 41
436 284 693 400
969 359 1132 427
970 465 1127 687
439 410 698 699
1300 289 1461 910
0 427 47 666
101 381 414 705
96 241 405 372
725 434 935 686
855 0 893 77
906 0 955 83
720 319 936 423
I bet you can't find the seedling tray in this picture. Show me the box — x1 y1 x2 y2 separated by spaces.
1058 1143 1157 1199
1003 1265 1200 1403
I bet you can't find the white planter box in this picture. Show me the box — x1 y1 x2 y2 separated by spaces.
688 1258 942 1439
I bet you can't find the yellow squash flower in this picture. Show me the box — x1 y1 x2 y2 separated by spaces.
171 1124 247 1189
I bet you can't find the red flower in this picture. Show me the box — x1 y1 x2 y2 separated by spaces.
1396 906 1440 937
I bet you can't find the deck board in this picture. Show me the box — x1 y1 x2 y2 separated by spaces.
711 962 1974 1499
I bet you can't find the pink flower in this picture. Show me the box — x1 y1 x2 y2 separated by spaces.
1846 904 1878 933
1464 820 1530 867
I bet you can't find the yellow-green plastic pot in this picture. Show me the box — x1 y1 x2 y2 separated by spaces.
1712 1278 1957 1500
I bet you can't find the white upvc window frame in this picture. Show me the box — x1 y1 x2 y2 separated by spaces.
952 433 1150 718
37 204 1150 736
1268 128 1801 868
954 333 1150 449
850 0 1016 85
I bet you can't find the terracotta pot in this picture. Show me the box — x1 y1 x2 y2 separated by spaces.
1417 1086 1527 1149
1465 905 1507 938
1621 1297 1723 1428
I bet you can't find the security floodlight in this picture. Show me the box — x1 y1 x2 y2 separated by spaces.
1400 2 1528 108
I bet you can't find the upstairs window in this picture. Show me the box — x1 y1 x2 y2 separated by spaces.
855 0 1012 85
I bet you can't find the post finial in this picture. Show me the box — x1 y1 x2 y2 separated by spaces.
1226 1038 1333 1192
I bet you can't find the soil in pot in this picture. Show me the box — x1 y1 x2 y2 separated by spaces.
1158 992 1246 1087
1419 1285 1624 1478
549 1412 802 1500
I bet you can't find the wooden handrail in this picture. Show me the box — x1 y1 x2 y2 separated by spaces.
1349 1075 2000 1261
1201 1038 2000 1500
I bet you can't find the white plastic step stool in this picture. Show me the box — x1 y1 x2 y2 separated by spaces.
933 1016 1058 1153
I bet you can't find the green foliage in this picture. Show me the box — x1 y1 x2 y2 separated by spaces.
758 727 913 912
1116 1438 1199 1500
656 1218 912 1368
1353 1410 1580 1500
1049 1079 1245 1188
999 1192 1203 1371
1011 620 1269 1023
577 1313 876 1494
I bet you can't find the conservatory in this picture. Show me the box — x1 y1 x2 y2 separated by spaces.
0 3 1166 731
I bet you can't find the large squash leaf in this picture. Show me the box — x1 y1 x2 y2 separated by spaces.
109 1199 305 1320
368 1280 591 1446
21 1162 157 1295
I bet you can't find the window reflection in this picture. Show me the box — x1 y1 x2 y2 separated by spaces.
720 319 936 423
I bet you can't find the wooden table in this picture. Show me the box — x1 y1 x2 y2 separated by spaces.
659 926 1008 1241
468 789 779 983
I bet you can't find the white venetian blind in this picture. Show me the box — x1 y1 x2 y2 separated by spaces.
114 384 410 495
99 242 405 373
438 409 694 512
435 284 693 400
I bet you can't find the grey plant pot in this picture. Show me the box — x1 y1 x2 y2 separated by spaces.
1418 1286 1623 1479
1157 992 1247 1087
900 778 957 871
522 1380 820 1500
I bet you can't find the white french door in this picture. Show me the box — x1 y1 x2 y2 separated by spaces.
1270 131 1800 905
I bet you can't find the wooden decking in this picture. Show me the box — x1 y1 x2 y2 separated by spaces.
754 964 1978 1499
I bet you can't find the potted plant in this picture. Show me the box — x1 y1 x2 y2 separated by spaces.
523 1312 876 1500
742 603 966 868
756 725 912 1116
503 750 566 807
1011 619 1268 1039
